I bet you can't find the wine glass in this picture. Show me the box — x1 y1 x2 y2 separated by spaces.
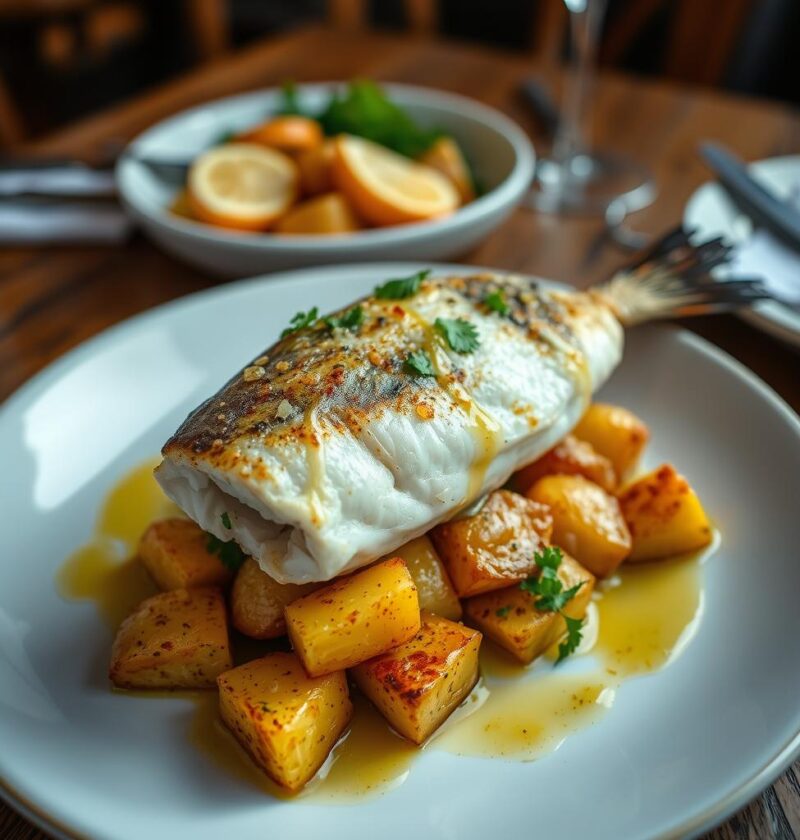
529 0 655 215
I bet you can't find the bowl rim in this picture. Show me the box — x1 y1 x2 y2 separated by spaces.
115 81 536 252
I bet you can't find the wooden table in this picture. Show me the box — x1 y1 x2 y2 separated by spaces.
1 25 798 840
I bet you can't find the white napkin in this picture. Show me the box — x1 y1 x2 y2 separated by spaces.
0 165 116 198
727 182 800 305
0 200 132 244
729 229 800 305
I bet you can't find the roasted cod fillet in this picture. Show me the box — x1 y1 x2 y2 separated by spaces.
156 273 622 583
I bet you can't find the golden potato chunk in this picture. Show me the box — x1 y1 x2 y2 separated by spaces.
418 137 475 204
285 558 420 677
618 464 713 561
430 490 553 598
231 557 318 639
572 403 649 481
514 435 617 493
352 612 481 744
296 139 335 195
109 587 232 689
218 652 352 791
464 553 594 664
386 536 462 620
138 518 233 590
526 475 631 578
274 192 361 235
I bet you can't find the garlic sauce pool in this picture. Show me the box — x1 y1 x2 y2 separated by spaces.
57 458 713 798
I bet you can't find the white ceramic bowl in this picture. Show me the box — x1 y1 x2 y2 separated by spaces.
116 83 536 277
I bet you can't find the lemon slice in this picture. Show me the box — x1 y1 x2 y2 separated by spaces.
332 134 459 226
188 143 298 231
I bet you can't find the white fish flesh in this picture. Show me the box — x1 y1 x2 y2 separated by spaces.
156 272 622 584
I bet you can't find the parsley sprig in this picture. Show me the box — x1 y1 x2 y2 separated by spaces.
324 305 364 332
281 307 319 338
484 289 509 315
206 532 246 571
405 349 435 377
520 546 585 663
434 317 480 353
374 269 430 300
278 80 442 158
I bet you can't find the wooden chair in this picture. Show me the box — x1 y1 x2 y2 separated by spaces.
327 0 759 87
0 0 230 149
327 0 568 61
601 0 757 87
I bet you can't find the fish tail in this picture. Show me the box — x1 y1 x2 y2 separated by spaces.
590 225 770 326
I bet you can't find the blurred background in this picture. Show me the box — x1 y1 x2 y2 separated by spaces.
0 0 797 149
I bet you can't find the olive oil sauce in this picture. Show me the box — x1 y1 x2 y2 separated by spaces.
58 459 714 799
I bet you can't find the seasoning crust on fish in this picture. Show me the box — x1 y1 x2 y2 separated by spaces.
156 273 623 583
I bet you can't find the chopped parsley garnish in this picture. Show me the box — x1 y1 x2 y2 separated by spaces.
520 546 585 664
206 533 246 571
281 307 319 338
374 269 430 300
484 289 509 315
404 349 436 377
434 317 480 353
221 512 232 530
324 305 364 332
559 615 585 663
496 606 511 618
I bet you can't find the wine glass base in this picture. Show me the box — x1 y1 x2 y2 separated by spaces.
528 150 656 216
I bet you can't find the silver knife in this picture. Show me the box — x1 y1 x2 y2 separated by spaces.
699 142 800 254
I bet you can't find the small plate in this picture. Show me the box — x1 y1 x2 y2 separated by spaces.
116 85 535 276
2 263 800 840
684 154 800 347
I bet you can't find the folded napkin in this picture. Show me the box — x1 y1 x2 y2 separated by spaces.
726 181 800 305
0 199 132 245
0 164 116 198
729 228 800 305
0 162 132 245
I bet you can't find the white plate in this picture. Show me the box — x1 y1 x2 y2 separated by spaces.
2 263 800 840
116 84 535 276
684 154 800 347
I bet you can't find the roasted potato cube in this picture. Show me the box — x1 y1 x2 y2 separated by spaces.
464 553 594 664
275 192 361 235
514 435 617 493
418 137 475 204
526 475 631 578
138 518 233 590
285 558 420 676
109 587 232 689
218 652 352 791
386 536 462 620
296 139 335 195
231 557 318 639
430 490 553 598
618 464 713 561
351 612 481 744
572 403 649 480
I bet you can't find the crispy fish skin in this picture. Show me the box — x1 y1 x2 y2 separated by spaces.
156 274 622 584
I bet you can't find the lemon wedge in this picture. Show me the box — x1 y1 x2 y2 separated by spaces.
332 134 459 226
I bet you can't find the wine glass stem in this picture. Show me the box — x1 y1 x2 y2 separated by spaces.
553 0 607 169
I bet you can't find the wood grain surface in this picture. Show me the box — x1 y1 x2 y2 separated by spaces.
0 25 798 840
